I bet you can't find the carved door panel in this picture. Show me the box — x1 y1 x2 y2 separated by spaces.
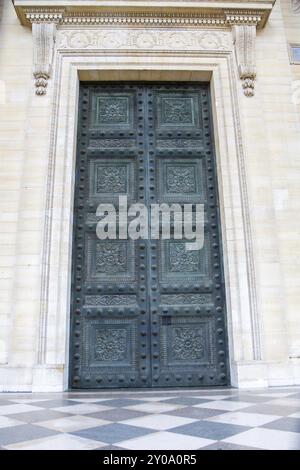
70 83 229 388
149 86 228 387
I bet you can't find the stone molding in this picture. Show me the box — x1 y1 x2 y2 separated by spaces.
25 11 264 28
56 29 232 52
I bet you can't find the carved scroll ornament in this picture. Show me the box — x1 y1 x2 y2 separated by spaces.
28 13 63 95
232 24 257 97
32 22 56 95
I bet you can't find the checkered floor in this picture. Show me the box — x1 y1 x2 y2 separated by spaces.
0 387 300 450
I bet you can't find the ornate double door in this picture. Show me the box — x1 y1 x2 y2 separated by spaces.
70 83 229 388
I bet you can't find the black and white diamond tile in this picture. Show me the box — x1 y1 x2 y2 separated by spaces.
0 386 299 450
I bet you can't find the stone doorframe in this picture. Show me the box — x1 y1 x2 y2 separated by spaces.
14 2 275 391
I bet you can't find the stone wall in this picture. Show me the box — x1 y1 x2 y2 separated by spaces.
239 0 300 384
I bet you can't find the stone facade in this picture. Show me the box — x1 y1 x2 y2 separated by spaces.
0 0 299 391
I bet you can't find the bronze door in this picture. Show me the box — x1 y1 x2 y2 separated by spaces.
70 83 229 388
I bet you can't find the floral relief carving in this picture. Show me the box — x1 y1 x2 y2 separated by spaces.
172 327 205 360
162 99 193 124
67 31 92 48
89 139 135 149
96 242 127 274
166 166 196 193
57 29 231 52
85 295 136 306
157 139 201 148
96 165 127 193
169 242 200 273
98 98 128 124
199 31 226 50
161 294 212 305
95 328 127 361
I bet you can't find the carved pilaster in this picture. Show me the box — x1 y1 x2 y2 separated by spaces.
27 12 63 95
231 23 257 97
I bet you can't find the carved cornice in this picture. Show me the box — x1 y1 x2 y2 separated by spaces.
22 9 265 28
14 1 275 29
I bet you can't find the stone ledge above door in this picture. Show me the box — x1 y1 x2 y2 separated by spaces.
13 1 276 97
14 1 275 29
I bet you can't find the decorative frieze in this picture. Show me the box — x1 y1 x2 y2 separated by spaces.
56 30 231 52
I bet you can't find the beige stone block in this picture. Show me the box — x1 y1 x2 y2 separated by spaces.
11 351 35 365
0 279 13 292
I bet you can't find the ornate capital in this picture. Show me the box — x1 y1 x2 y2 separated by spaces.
14 2 275 28
27 12 63 95
231 24 257 97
